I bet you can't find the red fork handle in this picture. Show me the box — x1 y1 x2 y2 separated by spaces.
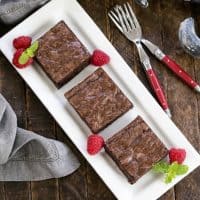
162 55 199 89
146 69 169 111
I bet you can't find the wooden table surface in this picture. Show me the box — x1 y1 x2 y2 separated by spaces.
0 0 200 199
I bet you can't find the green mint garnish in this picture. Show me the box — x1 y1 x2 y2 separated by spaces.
19 51 30 65
165 171 176 184
26 48 35 58
18 41 39 65
176 164 189 175
165 162 179 183
153 161 170 173
24 41 39 57
28 41 39 53
153 161 189 184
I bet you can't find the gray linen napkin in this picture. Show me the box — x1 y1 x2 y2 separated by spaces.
0 93 80 181
0 0 49 24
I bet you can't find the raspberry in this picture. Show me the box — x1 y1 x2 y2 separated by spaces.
12 49 33 69
169 148 186 164
91 49 110 66
13 36 32 49
87 135 104 155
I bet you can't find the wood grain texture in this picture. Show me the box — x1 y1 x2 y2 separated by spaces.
25 88 59 200
159 189 175 200
56 126 88 200
0 53 31 200
0 182 5 200
0 0 200 199
174 4 200 200
160 1 200 200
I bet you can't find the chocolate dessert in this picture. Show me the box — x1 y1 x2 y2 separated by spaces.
105 116 168 184
36 21 90 88
65 68 133 133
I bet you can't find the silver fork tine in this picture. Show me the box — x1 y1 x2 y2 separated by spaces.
118 5 131 31
114 5 127 32
109 10 120 23
126 2 140 29
108 11 122 32
123 3 136 29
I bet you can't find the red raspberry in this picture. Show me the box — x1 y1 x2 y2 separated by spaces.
91 49 110 66
87 135 104 155
169 148 186 164
13 36 32 49
12 49 33 69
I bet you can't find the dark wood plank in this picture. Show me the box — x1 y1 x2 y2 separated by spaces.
0 183 5 200
25 88 59 200
31 179 59 200
0 56 26 126
56 126 88 200
160 1 200 200
194 5 200 148
4 182 31 200
174 5 200 200
26 88 55 139
0 53 31 200
192 0 200 145
159 189 175 200
0 24 12 37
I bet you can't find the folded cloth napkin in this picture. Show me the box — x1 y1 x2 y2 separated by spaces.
0 93 80 181
0 0 49 24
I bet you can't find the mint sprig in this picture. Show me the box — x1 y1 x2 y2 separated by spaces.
19 41 39 65
19 51 30 65
176 164 189 175
165 162 179 183
153 161 169 173
28 41 39 54
153 161 189 184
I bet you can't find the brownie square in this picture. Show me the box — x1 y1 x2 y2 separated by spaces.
65 68 133 133
105 116 168 184
36 21 90 88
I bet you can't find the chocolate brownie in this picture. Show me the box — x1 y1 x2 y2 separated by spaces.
36 21 90 88
105 116 168 184
65 68 133 133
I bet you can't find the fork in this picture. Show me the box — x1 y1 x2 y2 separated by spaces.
109 3 172 117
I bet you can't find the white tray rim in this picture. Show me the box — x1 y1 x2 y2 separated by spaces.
0 0 200 199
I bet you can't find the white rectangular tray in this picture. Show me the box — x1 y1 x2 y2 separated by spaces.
0 0 200 199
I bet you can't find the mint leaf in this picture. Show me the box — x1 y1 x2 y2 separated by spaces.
25 48 35 58
18 41 39 65
153 161 170 173
164 162 188 184
29 41 39 53
176 164 189 175
24 41 39 58
153 161 189 184
164 162 179 183
19 52 30 65
169 162 179 171
165 171 176 183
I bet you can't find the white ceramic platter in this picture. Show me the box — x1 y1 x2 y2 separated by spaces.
0 0 200 199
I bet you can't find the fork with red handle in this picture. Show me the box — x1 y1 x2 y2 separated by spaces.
108 3 200 118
